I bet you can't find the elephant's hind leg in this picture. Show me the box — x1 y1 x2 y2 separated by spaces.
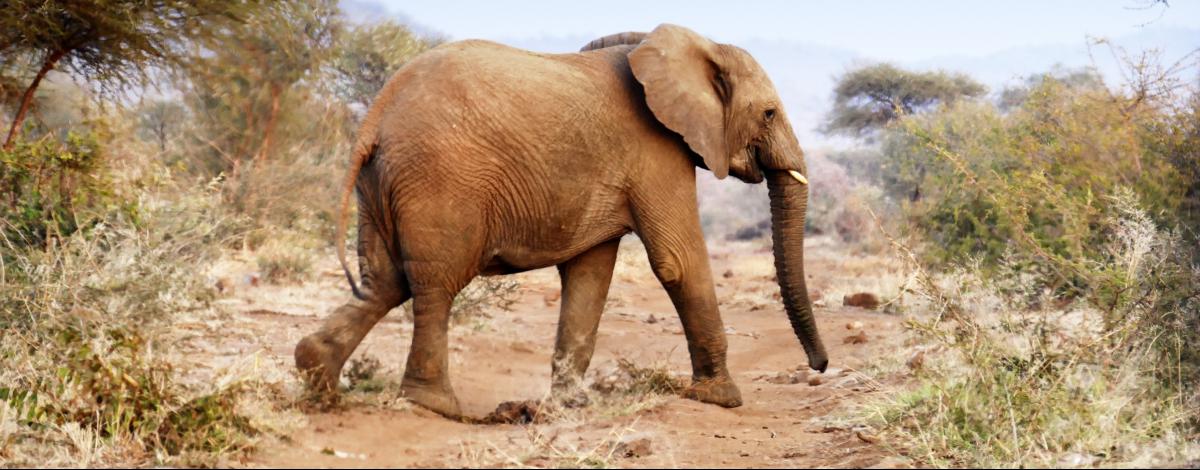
551 238 620 405
393 208 491 418
295 220 408 397
398 282 463 418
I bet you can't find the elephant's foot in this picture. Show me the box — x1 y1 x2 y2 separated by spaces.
683 376 743 408
401 378 462 418
295 334 345 395
550 383 591 409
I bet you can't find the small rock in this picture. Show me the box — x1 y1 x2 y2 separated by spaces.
832 374 868 389
845 321 864 330
617 437 653 458
645 314 658 324
843 292 880 310
482 400 543 424
842 331 869 345
807 374 824 386
723 269 734 279
543 291 561 306
855 429 881 444
763 370 807 384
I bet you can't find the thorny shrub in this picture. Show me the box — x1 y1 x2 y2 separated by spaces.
0 172 283 466
866 153 1199 467
451 276 521 319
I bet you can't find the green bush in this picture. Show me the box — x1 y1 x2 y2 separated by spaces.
883 75 1198 297
0 131 136 250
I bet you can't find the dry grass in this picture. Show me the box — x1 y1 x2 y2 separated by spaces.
255 233 318 284
0 178 301 467
453 418 647 469
859 197 1200 468
449 359 680 468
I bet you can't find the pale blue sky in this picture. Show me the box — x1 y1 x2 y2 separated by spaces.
368 0 1199 61
351 1 1199 142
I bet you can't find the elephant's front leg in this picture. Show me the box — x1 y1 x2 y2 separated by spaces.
551 238 621 405
632 192 743 408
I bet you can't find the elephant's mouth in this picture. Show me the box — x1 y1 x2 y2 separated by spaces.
747 145 808 185
739 145 766 183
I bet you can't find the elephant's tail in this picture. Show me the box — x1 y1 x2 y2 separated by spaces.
335 125 379 301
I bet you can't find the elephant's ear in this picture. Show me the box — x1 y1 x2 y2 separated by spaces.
629 24 732 179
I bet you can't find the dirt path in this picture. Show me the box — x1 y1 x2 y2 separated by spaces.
205 238 909 468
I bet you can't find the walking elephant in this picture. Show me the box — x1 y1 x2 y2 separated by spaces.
294 24 828 418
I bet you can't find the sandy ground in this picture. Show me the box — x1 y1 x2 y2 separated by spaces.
196 237 911 468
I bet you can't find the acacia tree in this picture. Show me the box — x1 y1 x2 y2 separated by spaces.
0 0 248 149
182 0 337 171
824 63 985 201
136 99 187 153
998 66 1103 110
324 20 441 115
824 62 986 138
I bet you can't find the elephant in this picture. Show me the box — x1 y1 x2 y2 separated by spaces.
294 23 829 418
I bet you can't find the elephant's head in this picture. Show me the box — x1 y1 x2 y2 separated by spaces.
628 24 828 371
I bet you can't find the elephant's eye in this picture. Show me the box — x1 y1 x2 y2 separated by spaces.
764 109 776 122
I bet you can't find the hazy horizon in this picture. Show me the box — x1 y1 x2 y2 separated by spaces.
342 0 1200 145
352 0 1199 60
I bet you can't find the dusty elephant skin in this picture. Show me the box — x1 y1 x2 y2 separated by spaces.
294 23 828 419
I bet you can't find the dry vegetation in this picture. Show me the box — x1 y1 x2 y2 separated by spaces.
825 46 1200 467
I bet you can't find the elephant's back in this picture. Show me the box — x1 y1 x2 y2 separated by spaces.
369 39 643 180
375 40 625 130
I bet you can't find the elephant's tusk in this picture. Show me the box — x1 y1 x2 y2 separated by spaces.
788 170 809 185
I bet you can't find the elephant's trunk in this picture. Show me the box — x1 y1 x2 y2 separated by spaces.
766 169 828 372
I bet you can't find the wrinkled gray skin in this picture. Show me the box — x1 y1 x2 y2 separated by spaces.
294 24 828 418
